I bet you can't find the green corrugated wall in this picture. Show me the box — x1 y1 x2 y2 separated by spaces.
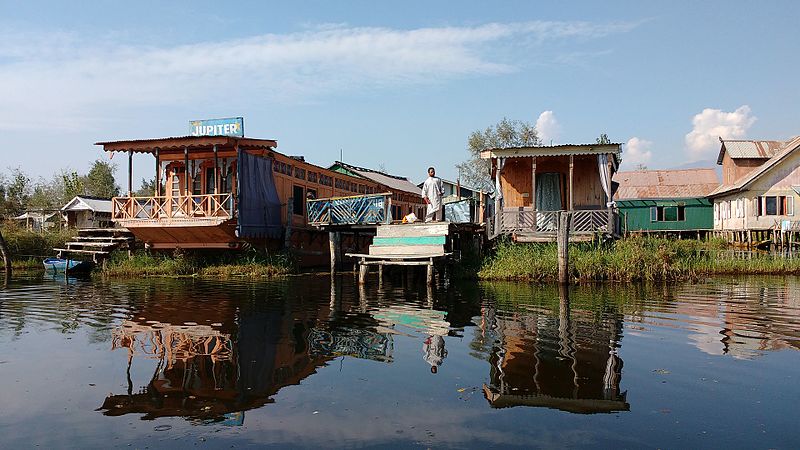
617 198 713 231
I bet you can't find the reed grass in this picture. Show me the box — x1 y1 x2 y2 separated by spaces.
478 236 800 282
101 248 292 278
0 222 75 260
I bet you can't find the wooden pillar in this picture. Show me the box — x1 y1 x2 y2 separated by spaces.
531 157 537 211
378 264 384 282
0 229 11 276
494 158 503 235
285 199 293 250
358 258 368 285
127 150 133 196
329 231 340 273
154 148 161 196
568 155 574 211
183 146 190 195
213 144 219 194
558 211 572 284
606 154 614 233
426 258 434 286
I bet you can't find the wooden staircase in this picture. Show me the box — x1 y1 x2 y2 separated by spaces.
54 228 136 262
368 222 449 257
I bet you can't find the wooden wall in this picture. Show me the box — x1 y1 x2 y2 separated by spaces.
500 155 606 209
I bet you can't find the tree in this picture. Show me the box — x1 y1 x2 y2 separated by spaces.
596 133 611 145
84 159 120 198
1 169 31 217
134 177 157 197
60 170 85 202
456 117 541 191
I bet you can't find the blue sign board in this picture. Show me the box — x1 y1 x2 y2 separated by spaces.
190 117 244 137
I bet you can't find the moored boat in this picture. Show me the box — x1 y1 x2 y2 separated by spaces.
42 257 94 273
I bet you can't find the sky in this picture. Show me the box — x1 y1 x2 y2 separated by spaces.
1 0 799 189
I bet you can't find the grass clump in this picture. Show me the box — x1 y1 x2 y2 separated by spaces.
1 221 75 260
101 247 292 279
478 236 800 282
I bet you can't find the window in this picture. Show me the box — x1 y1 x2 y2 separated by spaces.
650 205 686 222
308 172 318 183
192 171 202 195
293 185 304 215
758 195 794 216
295 167 306 180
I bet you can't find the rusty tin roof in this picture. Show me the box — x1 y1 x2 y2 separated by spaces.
716 139 785 164
614 168 720 200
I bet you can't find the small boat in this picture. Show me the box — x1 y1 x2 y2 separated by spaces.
42 257 94 273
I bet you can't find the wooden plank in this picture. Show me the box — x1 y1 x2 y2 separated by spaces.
369 244 444 257
372 236 446 246
346 252 450 260
376 223 449 238
53 248 109 255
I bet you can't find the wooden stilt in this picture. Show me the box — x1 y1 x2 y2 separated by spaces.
378 264 383 282
358 258 368 285
558 211 572 284
426 260 434 286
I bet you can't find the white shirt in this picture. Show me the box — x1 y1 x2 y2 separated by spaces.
421 176 445 213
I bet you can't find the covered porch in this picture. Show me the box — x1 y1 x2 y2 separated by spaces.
481 144 622 242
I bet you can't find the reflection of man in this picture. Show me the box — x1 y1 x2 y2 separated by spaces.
421 167 445 222
423 335 447 373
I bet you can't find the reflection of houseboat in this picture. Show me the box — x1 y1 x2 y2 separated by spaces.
99 123 425 263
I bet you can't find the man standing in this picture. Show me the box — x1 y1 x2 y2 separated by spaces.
421 166 445 222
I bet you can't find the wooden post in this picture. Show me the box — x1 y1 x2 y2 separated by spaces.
213 144 219 194
183 146 190 195
128 150 133 196
0 228 11 276
568 155 574 211
358 258 368 285
285 198 294 250
329 231 339 274
606 153 614 234
154 148 161 196
558 211 571 284
531 156 537 231
426 258 434 286
378 264 384 282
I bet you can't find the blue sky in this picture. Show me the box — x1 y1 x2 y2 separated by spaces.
1 0 798 188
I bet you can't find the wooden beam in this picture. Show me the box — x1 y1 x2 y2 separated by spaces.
154 148 161 196
531 156 537 211
128 150 133 196
213 144 219 195
183 146 189 195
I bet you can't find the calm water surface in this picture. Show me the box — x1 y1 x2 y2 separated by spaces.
1 273 799 449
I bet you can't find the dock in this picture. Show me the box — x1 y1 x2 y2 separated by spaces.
54 228 136 267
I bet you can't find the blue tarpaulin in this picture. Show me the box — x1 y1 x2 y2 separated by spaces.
444 198 474 223
237 151 282 239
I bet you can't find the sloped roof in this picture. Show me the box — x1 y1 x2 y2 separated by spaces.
711 136 800 197
614 168 720 200
481 143 622 166
716 139 785 164
61 196 113 213
331 161 421 195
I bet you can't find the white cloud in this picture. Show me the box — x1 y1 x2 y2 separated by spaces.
0 20 640 130
684 105 756 161
535 110 560 144
622 137 653 169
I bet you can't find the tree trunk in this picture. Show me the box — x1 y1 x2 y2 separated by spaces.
0 228 11 275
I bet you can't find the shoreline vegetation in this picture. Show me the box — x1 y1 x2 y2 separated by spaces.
478 236 800 282
3 224 799 281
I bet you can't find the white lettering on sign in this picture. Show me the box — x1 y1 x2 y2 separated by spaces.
190 120 242 137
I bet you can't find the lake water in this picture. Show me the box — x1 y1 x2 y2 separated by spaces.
1 273 799 449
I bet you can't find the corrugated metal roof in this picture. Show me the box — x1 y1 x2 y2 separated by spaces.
332 161 421 195
96 136 278 153
482 143 622 166
711 136 800 197
614 168 720 200
61 196 113 213
716 139 785 164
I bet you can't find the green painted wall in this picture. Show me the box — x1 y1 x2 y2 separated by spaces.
617 198 713 231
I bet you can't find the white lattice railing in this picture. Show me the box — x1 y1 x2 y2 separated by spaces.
490 207 615 238
112 194 235 220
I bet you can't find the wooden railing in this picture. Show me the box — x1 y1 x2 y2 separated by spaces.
307 193 392 226
490 207 616 239
112 194 235 220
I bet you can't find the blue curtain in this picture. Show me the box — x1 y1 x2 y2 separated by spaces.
536 173 562 211
238 151 282 239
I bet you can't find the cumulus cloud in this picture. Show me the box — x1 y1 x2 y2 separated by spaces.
0 20 640 130
535 110 560 144
622 137 653 169
685 105 756 161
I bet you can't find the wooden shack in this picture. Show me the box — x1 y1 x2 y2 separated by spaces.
614 168 719 235
480 143 622 241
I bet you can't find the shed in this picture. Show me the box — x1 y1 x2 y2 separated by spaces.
61 196 114 229
614 168 719 233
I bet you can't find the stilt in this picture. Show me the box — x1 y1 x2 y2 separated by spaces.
358 258 368 285
378 264 384 282
426 258 434 286
328 231 339 274
558 211 572 284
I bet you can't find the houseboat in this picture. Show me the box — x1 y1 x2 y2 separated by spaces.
480 143 621 242
99 121 426 263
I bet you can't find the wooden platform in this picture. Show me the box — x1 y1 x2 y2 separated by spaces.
347 222 452 285
55 228 135 263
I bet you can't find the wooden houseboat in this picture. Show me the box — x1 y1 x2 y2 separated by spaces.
480 143 622 242
99 134 425 259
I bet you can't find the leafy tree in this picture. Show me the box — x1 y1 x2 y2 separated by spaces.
456 117 540 191
84 159 120 198
1 169 31 217
27 178 60 210
596 133 611 145
60 170 85 202
134 177 157 197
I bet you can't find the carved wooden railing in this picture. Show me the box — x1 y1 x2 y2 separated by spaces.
112 194 235 220
490 207 616 238
307 193 392 226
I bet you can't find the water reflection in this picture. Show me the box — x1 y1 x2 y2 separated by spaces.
477 284 628 414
